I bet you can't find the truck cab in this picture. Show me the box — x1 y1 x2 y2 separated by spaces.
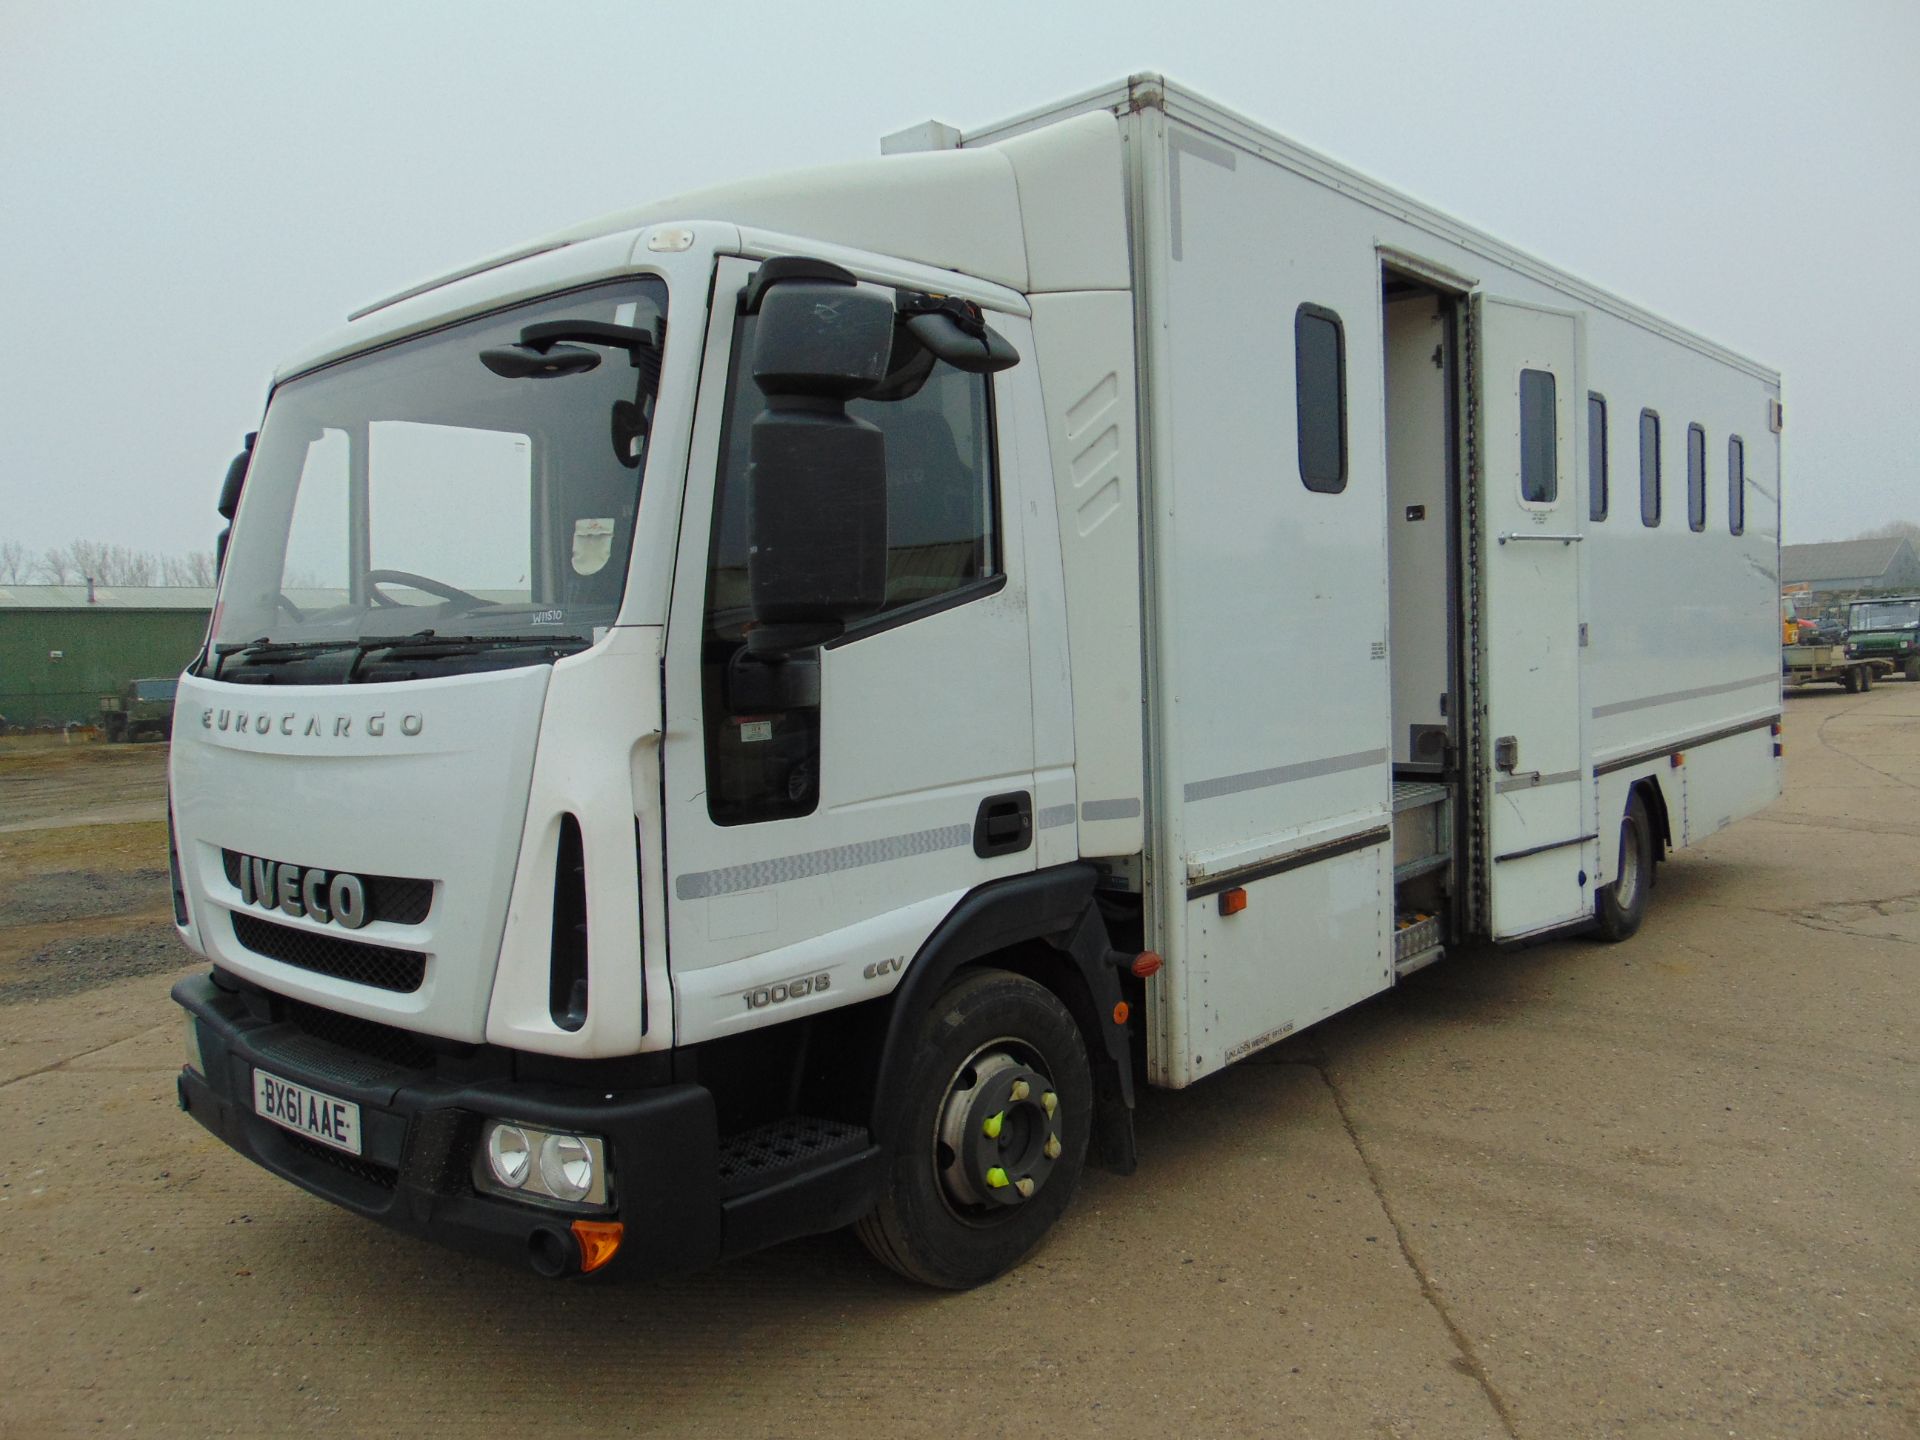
1846 596 1920 681
172 112 1141 1289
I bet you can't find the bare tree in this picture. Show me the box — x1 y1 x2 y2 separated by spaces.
1853 519 1920 547
0 539 31 583
159 550 218 586
38 544 81 583
36 541 163 586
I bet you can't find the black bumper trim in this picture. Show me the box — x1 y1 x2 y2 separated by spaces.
176 973 723 1278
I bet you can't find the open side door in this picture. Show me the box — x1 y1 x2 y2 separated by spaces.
1469 295 1597 939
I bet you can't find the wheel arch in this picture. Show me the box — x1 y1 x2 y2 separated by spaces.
870 864 1138 1174
1631 775 1673 864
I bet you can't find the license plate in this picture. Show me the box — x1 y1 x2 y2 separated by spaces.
253 1068 363 1155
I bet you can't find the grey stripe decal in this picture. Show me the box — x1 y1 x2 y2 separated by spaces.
1037 804 1076 830
676 822 971 901
1081 798 1142 822
1592 673 1778 720
1493 768 1582 794
1184 748 1387 804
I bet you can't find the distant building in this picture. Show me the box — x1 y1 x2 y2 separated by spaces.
0 585 213 730
1779 538 1920 599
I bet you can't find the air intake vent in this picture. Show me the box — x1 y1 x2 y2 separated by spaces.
167 809 189 927
549 815 589 1031
232 912 426 993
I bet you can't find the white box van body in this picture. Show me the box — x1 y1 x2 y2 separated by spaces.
170 76 1782 1287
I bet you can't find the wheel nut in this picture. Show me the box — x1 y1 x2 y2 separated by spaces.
1045 1135 1062 1159
1041 1091 1057 1115
1015 1177 1036 1198
1010 1080 1030 1103
982 1110 1004 1139
986 1167 1010 1189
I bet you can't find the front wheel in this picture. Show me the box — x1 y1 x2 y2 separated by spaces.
856 969 1093 1289
1594 793 1653 942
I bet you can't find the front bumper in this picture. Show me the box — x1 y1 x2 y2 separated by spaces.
174 972 883 1278
174 972 723 1277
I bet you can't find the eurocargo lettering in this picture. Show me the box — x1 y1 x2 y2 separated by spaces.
169 76 1783 1288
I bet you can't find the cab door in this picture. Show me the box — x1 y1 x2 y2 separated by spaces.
660 258 1038 1043
1473 295 1595 938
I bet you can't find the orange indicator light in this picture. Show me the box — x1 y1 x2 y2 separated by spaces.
571 1220 624 1274
1219 887 1248 916
1130 951 1164 979
1112 1001 1131 1025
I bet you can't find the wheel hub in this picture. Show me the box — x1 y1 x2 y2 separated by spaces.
937 1049 1063 1210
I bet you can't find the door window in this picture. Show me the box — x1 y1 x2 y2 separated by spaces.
1519 369 1558 504
700 315 1001 825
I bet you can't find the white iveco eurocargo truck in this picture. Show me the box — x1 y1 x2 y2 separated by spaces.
171 76 1784 1287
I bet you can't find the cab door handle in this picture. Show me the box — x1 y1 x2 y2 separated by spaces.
973 792 1033 858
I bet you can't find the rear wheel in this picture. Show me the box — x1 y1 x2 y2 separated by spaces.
1843 666 1863 694
1863 664 1876 691
856 969 1092 1289
1594 793 1653 942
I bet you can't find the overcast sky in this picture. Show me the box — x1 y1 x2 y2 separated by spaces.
2 0 1913 562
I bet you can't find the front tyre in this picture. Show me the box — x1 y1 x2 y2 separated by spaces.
856 969 1092 1289
1594 792 1653 942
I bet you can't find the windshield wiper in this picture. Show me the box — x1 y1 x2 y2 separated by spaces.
214 631 436 678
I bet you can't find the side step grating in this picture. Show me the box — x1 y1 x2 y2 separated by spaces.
1394 913 1445 977
717 1117 870 1200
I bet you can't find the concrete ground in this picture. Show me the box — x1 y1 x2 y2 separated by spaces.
0 686 1914 1439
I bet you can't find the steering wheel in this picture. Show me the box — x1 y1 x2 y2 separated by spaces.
275 592 307 621
365 568 485 610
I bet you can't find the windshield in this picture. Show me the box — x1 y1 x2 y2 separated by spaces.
210 278 666 681
133 679 178 702
1849 600 1920 632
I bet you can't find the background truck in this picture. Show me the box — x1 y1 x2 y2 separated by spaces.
98 677 178 742
1845 596 1920 680
168 75 1784 1290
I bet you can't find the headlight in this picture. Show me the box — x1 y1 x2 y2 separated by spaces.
475 1119 610 1209
539 1134 596 1202
486 1125 533 1189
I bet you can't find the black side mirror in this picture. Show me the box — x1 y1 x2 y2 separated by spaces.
742 266 894 654
214 432 255 577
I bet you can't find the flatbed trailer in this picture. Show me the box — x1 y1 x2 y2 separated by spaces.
1784 643 1891 692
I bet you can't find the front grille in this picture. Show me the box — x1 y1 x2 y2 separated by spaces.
232 912 426 993
278 996 437 1071
281 1131 399 1191
221 849 434 925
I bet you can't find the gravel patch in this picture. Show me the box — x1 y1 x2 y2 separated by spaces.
0 922 194 1004
0 868 170 926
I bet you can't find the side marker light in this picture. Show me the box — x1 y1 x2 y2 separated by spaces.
1129 951 1163 979
1219 887 1248 916
1112 1001 1131 1025
571 1219 623 1274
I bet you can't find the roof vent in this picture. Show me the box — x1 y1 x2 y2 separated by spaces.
880 120 962 155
